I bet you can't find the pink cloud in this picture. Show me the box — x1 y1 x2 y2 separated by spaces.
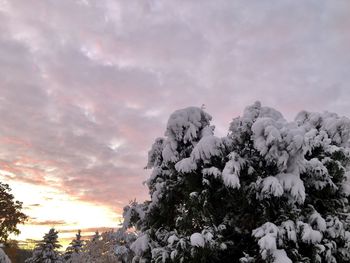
1 0 350 230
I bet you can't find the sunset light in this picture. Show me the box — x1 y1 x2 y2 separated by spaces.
8 181 121 248
1 0 350 262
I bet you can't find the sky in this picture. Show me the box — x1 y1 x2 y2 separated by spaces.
1 0 350 246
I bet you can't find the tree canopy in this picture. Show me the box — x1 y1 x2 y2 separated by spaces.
121 102 350 263
0 182 27 243
25 228 62 263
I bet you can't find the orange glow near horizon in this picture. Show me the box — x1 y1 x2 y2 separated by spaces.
5 179 123 249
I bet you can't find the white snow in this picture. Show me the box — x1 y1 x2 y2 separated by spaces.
170 250 178 260
123 202 146 229
146 138 165 168
202 231 214 242
131 234 149 256
202 167 221 178
166 107 211 142
341 171 350 196
253 222 294 260
279 220 297 243
326 216 344 239
304 158 337 191
175 135 222 173
140 102 350 262
175 157 197 173
297 222 322 244
253 223 279 239
161 107 213 163
296 110 350 147
253 223 278 259
167 235 179 246
309 210 327 232
162 142 179 163
272 249 292 263
259 176 284 199
257 233 277 251
191 135 222 161
190 233 205 248
222 152 244 189
150 182 165 207
277 173 305 204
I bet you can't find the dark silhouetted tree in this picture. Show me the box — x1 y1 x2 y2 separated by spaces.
0 182 27 243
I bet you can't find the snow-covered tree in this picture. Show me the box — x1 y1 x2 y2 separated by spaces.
113 227 137 263
64 230 83 263
99 230 127 263
122 103 350 262
73 230 121 263
78 231 102 263
25 228 62 263
0 247 11 263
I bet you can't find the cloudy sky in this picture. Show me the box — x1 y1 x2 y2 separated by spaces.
1 0 350 244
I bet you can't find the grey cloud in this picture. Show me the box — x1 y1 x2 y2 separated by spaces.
1 0 350 213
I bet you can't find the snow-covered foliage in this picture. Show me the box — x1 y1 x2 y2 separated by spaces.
118 103 350 262
66 230 126 263
113 228 137 263
24 228 130 263
64 230 83 263
25 228 62 263
131 234 149 257
73 231 102 263
222 152 244 188
162 107 213 163
0 247 11 263
190 233 205 248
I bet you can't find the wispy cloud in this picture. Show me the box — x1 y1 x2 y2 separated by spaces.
27 219 69 226
1 0 350 239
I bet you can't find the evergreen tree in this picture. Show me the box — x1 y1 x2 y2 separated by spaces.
100 230 125 263
25 228 62 263
64 230 83 263
79 231 103 263
122 103 350 262
113 223 137 263
77 230 121 263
